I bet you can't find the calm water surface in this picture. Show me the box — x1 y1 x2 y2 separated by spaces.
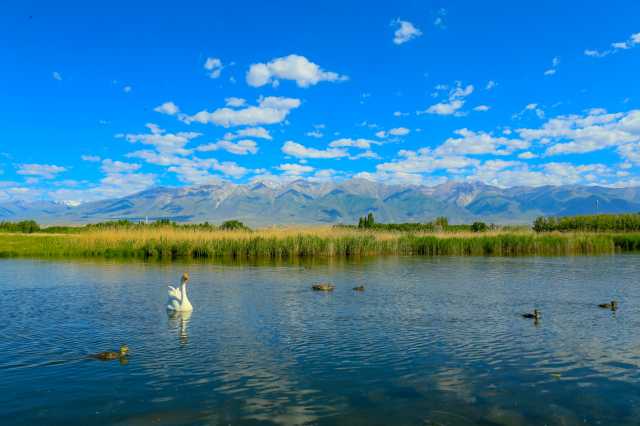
1 256 640 425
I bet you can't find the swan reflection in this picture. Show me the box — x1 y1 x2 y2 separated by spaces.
168 310 192 344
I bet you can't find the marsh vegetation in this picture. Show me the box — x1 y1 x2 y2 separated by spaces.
2 213 640 260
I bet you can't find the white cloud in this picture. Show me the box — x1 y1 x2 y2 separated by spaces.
485 80 497 90
420 82 474 116
433 8 447 29
392 19 423 45
435 128 529 156
123 85 132 93
17 164 66 179
306 130 323 138
473 105 490 112
584 31 640 58
282 141 348 159
52 71 62 81
120 123 201 156
515 108 640 158
544 56 560 76
100 159 141 173
328 138 377 149
224 127 272 140
470 161 613 187
376 127 410 138
513 103 545 120
81 155 101 162
181 96 301 127
204 57 224 79
195 139 258 155
154 101 180 115
518 151 538 160
225 97 246 107
246 54 347 88
393 111 409 117
277 163 314 175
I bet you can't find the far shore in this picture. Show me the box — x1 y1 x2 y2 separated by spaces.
1 227 639 260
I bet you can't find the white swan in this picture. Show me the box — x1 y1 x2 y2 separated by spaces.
167 272 193 312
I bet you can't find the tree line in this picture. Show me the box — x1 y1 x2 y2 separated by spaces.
353 213 490 232
533 213 640 232
0 219 250 233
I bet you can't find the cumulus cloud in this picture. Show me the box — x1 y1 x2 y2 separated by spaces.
119 123 201 156
420 82 474 116
154 101 180 115
282 141 348 159
328 138 377 149
584 31 640 58
224 127 272 140
195 139 258 155
246 54 347 88
513 103 545 120
514 109 640 157
470 161 613 187
17 164 67 179
435 129 529 156
376 127 411 138
225 97 246 107
204 57 224 78
100 159 141 173
473 105 491 112
181 96 301 127
277 163 314 175
81 155 101 162
485 80 497 90
392 19 423 45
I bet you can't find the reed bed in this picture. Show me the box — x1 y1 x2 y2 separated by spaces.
2 227 640 260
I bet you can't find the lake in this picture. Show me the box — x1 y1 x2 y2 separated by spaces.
1 256 640 425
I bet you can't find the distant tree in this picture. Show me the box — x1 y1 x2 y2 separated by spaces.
220 220 249 231
367 212 375 227
358 216 365 228
434 216 449 230
471 221 488 232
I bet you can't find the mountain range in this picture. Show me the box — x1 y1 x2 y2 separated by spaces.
2 179 640 226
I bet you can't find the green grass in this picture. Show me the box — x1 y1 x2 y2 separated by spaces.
1 230 639 260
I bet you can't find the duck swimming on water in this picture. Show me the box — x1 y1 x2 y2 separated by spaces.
522 309 541 320
89 345 129 361
598 300 618 310
352 286 365 291
312 283 335 291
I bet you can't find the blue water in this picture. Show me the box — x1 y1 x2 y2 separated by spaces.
1 256 640 425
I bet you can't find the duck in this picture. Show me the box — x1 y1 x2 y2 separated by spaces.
90 345 129 361
522 309 541 320
312 283 335 292
598 300 618 310
167 272 193 312
352 286 365 291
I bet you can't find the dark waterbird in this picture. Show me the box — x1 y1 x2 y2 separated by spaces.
598 300 618 310
353 285 365 291
312 283 335 292
522 309 541 320
89 344 129 361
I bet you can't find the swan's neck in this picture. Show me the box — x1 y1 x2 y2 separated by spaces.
180 282 191 305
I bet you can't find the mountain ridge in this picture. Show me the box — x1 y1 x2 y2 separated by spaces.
1 179 640 226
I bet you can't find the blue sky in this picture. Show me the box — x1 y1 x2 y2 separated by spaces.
2 0 640 204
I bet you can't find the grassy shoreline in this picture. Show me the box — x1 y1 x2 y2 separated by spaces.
2 228 640 260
